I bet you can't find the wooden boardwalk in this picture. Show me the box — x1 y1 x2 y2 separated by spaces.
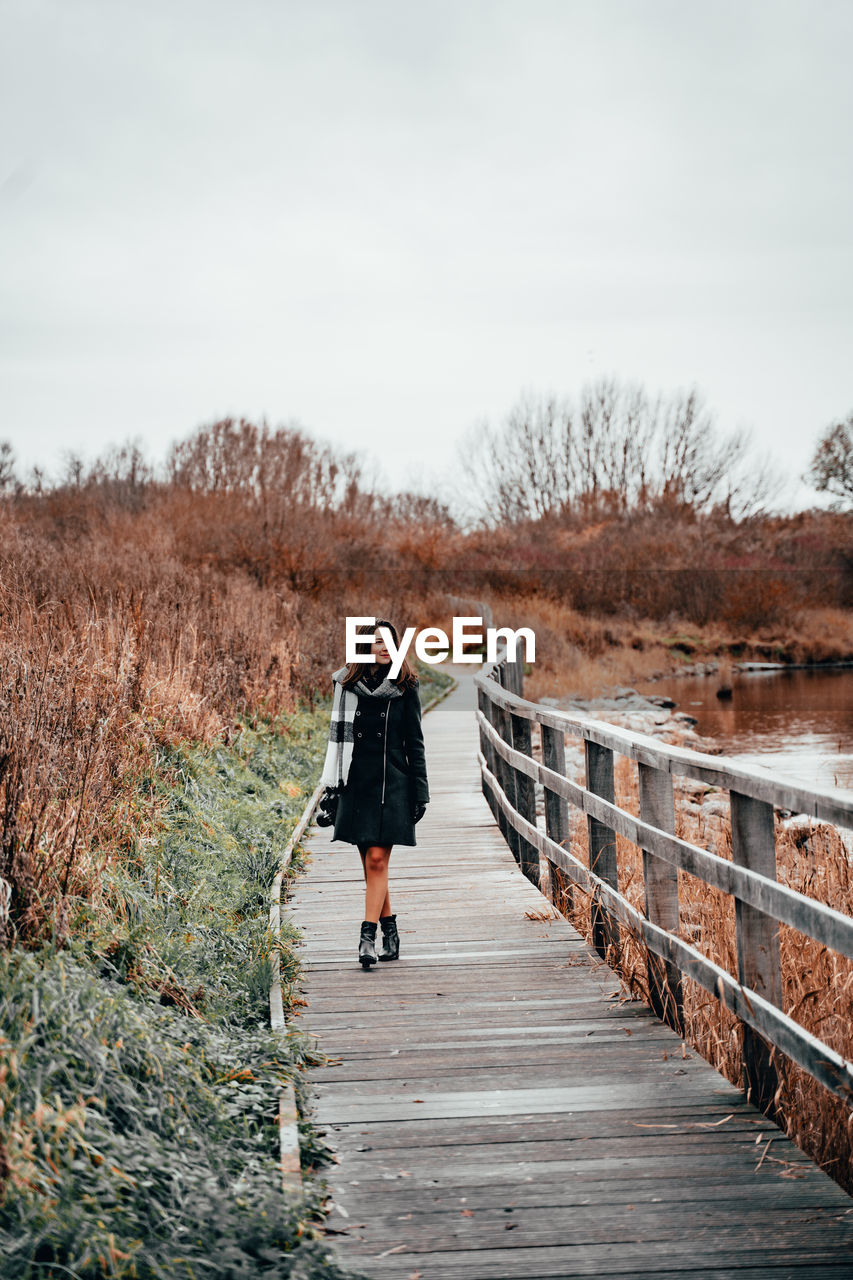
288 666 853 1279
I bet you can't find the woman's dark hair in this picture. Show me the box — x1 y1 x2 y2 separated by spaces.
339 618 419 690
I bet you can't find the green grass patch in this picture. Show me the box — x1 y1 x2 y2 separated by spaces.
0 701 361 1279
417 661 457 706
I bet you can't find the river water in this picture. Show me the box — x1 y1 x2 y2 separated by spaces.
635 666 853 798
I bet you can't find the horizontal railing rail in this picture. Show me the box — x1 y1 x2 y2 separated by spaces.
473 650 853 1118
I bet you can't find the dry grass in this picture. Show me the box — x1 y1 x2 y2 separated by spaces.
544 750 853 1193
0 503 300 946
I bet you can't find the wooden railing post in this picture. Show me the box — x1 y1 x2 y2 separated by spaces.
477 686 495 812
483 690 508 838
499 652 520 697
730 791 782 1118
494 670 521 865
638 762 684 1035
541 723 571 912
509 710 539 886
584 741 619 962
512 655 524 698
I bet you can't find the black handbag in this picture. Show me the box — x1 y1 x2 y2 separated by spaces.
315 787 340 827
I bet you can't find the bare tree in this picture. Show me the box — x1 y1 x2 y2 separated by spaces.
575 378 660 512
0 441 16 494
84 439 155 508
455 377 777 526
806 413 853 507
654 389 764 515
456 391 575 525
166 416 368 512
60 451 86 489
385 490 457 525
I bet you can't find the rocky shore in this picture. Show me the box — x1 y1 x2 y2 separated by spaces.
537 682 719 763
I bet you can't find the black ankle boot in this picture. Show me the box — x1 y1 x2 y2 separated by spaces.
378 914 399 961
358 920 378 969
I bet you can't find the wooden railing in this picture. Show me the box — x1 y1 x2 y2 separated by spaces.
474 650 853 1118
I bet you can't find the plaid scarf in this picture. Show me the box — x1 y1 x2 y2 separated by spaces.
320 665 404 789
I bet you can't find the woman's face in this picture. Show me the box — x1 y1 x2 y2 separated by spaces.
370 629 392 665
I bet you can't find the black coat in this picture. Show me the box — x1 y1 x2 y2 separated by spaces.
332 679 430 848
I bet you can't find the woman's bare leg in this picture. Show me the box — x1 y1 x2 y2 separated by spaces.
360 845 392 922
359 847 392 917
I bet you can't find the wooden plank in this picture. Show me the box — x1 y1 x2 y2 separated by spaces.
348 1241 853 1280
331 1207 853 1252
357 1263 853 1280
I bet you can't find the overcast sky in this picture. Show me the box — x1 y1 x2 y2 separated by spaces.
2 0 851 505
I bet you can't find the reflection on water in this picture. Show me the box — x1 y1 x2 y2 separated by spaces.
636 667 853 796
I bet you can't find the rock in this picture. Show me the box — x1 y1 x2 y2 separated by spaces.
585 698 615 714
622 715 649 733
647 695 677 709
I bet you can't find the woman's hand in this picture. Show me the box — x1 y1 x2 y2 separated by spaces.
412 801 427 824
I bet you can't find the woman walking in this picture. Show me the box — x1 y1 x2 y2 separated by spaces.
316 620 430 968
